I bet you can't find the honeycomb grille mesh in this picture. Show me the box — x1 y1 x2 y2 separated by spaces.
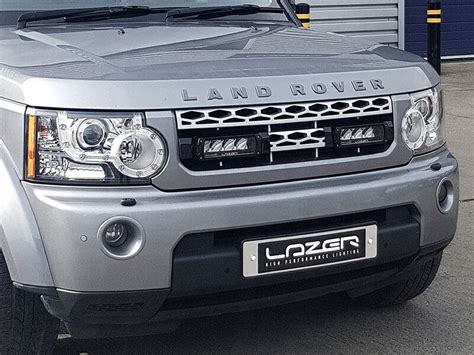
270 128 326 152
176 97 392 130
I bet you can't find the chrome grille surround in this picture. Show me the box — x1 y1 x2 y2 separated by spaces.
176 97 392 130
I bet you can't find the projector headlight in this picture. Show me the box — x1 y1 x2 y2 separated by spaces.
402 86 444 154
26 109 167 184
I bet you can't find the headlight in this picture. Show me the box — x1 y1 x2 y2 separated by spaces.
26 109 167 184
401 86 444 155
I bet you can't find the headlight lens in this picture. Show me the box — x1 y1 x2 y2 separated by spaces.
402 109 426 150
401 86 444 154
26 110 167 184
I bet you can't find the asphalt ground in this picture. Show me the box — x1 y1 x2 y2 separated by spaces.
54 61 474 354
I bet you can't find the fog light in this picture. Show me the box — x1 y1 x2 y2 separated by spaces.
438 183 448 205
437 179 454 214
98 217 145 259
104 223 129 248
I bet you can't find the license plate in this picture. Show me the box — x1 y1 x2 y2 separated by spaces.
242 225 377 278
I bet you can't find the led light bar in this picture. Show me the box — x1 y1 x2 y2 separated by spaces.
334 123 393 148
179 133 270 161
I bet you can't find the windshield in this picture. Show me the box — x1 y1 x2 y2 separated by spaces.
1 0 278 11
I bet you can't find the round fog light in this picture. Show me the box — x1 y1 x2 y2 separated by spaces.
104 223 129 248
437 179 454 214
98 217 145 259
438 184 448 205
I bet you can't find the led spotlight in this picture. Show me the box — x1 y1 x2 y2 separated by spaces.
190 134 269 161
335 124 390 147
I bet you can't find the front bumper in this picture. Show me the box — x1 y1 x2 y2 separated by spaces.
23 148 458 293
40 240 448 339
19 147 459 338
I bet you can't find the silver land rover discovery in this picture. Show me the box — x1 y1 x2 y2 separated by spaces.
0 0 459 353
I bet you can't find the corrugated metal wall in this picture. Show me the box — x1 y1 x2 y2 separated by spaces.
307 0 405 49
406 0 474 57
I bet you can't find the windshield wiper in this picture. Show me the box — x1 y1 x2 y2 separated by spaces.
166 5 282 21
17 6 159 29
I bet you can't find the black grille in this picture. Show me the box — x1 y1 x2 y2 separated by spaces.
176 97 394 171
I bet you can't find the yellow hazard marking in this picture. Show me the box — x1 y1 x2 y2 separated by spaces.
427 18 442 23
427 10 442 15
302 23 310 28
297 14 310 19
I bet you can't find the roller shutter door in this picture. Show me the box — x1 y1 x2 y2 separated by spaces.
306 0 404 48
406 0 474 57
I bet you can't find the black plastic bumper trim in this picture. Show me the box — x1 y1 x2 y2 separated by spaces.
13 282 58 298
170 206 421 298
32 232 453 339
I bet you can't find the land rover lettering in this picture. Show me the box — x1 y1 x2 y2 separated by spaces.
180 79 386 102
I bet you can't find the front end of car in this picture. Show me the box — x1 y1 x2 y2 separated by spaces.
0 1 461 350
12 81 457 338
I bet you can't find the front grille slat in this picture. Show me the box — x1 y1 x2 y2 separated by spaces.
176 97 392 130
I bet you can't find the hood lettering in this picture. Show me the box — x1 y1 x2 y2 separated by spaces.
182 89 197 102
181 79 384 102
231 87 248 99
312 82 327 95
352 80 367 91
290 84 306 96
332 81 345 93
371 79 384 90
208 88 223 100
256 86 272 98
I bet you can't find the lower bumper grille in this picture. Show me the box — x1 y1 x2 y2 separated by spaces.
169 205 420 298
176 97 394 171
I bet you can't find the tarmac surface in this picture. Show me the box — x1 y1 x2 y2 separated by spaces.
54 61 474 354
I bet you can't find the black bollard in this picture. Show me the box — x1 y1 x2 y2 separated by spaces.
427 0 442 74
295 3 311 29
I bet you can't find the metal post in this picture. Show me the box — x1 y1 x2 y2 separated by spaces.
427 0 442 74
295 3 311 29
